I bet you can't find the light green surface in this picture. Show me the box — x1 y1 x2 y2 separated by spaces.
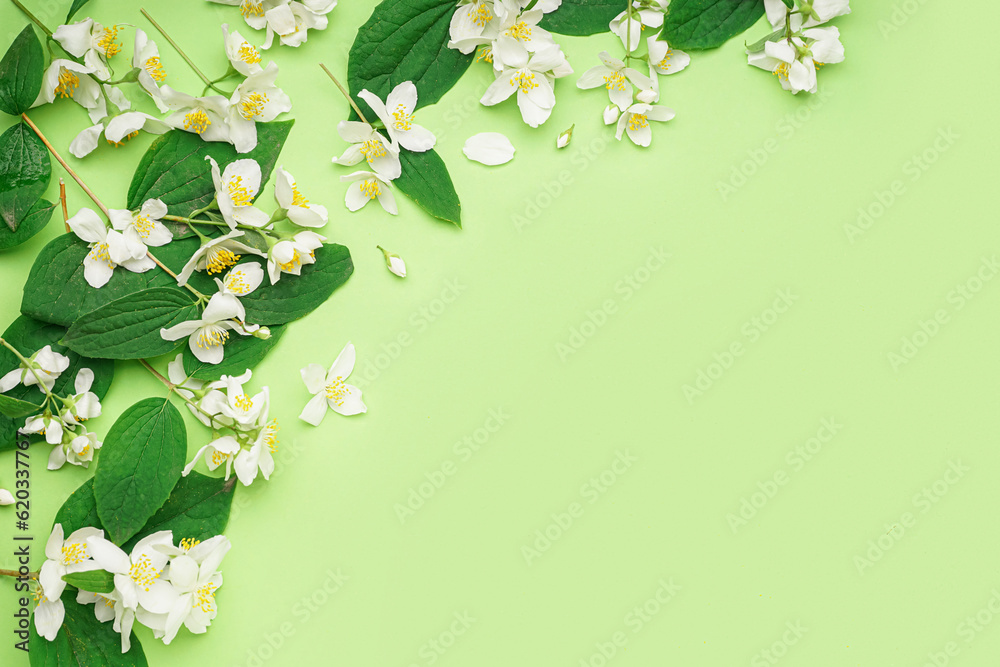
1 1 999 665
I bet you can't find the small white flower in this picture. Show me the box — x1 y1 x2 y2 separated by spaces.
159 86 231 143
263 0 336 48
35 523 105 640
228 62 292 153
299 342 366 425
48 427 101 470
160 293 255 364
266 230 324 284
615 102 675 147
448 0 499 54
167 354 235 426
341 171 397 215
69 111 170 160
463 132 515 165
577 51 652 111
67 208 155 288
133 29 169 111
749 28 844 94
20 413 68 446
207 0 281 31
0 345 69 393
36 59 102 110
52 19 122 78
274 166 328 227
491 4 555 70
603 104 620 125
183 433 242 479
86 532 179 617
206 156 271 229
647 35 690 76
216 262 265 297
332 121 401 180
0 487 13 505
610 1 665 53
233 414 278 485
556 125 573 148
765 0 850 30
358 82 436 153
108 199 173 260
481 45 570 127
59 368 102 426
176 231 265 285
378 246 406 278
222 23 264 76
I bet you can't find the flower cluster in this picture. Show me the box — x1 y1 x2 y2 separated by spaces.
332 81 437 215
747 0 849 94
171 359 279 485
448 0 573 127
33 524 230 652
207 0 337 48
0 346 104 470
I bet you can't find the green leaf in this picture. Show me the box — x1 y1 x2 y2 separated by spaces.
0 316 114 453
0 25 44 116
126 121 293 217
29 589 147 667
63 287 199 360
62 569 115 594
53 478 103 535
94 398 187 545
122 472 236 553
242 244 354 325
348 0 474 120
396 148 461 226
0 121 51 232
0 198 55 250
538 0 621 36
660 0 765 50
67 0 93 22
0 393 40 418
183 323 286 381
746 27 786 52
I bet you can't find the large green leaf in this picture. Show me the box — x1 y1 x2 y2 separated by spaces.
348 0 474 120
126 121 293 216
0 25 44 116
62 287 199 360
660 0 765 50
0 393 41 418
0 121 50 232
0 198 55 250
53 478 103 535
396 148 461 227
241 244 354 325
94 398 187 545
29 589 147 666
183 323 286 381
0 316 114 452
538 0 620 35
122 472 236 552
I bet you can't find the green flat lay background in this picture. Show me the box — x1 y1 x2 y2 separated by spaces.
2 0 999 665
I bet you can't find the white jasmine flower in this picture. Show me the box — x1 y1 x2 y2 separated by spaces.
341 171 397 215
52 19 122 78
59 368 102 425
36 59 101 110
263 0 336 48
765 0 850 29
615 102 675 146
228 62 292 153
577 51 652 110
449 0 499 53
749 28 844 94
216 262 265 297
603 104 620 124
332 121 400 180
266 230 324 284
176 231 265 285
48 427 101 470
206 156 271 229
299 342 366 425
76 588 135 653
222 23 264 76
378 246 406 278
217 374 268 427
67 208 155 288
183 434 242 479
160 293 254 364
146 536 231 644
481 45 569 127
69 109 170 160
233 415 278 485
647 35 690 75
35 524 105 640
610 1 665 53
19 412 69 445
556 125 573 148
463 132 515 165
0 345 69 393
358 82 436 153
0 487 12 505
274 166 328 227
133 29 169 111
167 355 239 427
159 86 231 143
208 0 282 31
491 4 554 70
86 532 179 616
108 199 173 260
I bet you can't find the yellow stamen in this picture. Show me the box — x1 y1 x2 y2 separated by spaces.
476 47 493 63
210 449 232 466
144 56 166 82
238 43 261 65
62 542 88 566
240 0 264 17
97 26 121 57
360 179 381 200
511 70 538 94
239 91 269 120
128 555 160 591
773 62 790 81
360 139 386 164
207 248 241 274
657 50 673 70
264 419 279 453
603 71 627 91
628 113 649 131
88 242 114 268
196 328 230 349
194 582 218 613
291 183 309 206
227 176 254 206
184 109 211 134
106 131 139 147
325 377 348 406
54 69 80 99
278 250 301 273
392 104 413 131
180 538 201 551
224 269 251 295
472 2 492 27
133 214 155 238
234 394 253 412
506 21 532 41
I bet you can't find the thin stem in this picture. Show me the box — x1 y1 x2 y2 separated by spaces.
163 214 262 233
140 9 228 95
21 113 108 216
139 359 172 388
319 64 370 125
0 338 55 403
59 179 69 233
139 359 226 429
0 568 37 578
624 0 633 64
9 0 51 36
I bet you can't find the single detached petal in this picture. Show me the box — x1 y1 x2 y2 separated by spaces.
463 132 515 166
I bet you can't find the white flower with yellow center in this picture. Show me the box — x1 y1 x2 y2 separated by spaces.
108 198 173 260
58 368 102 426
52 18 122 78
160 292 255 365
216 262 265 298
340 171 397 215
159 86 231 143
610 0 666 53
222 23 264 76
332 121 401 180
646 35 690 76
36 59 101 110
490 2 554 70
69 111 172 159
67 208 156 288
48 427 102 470
449 0 499 54
274 166 327 227
0 344 69 393
208 0 284 30
358 82 437 153
748 28 844 94
176 231 265 286
262 0 336 49
228 62 292 153
183 433 243 479
266 230 324 284
299 342 366 426
233 414 278 485
133 28 169 111
34 524 105 640
615 101 675 146
19 412 69 446
765 0 850 29
86 531 179 617
206 156 271 230
481 45 570 128
218 374 269 427
577 51 652 111
167 354 236 427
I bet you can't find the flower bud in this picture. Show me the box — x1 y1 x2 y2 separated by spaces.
603 104 620 125
0 488 13 505
253 327 272 340
637 88 658 104
556 125 574 149
378 246 406 278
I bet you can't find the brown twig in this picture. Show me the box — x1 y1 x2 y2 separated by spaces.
59 179 69 233
319 63 370 125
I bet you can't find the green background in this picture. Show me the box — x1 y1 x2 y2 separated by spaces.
2 0 999 665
